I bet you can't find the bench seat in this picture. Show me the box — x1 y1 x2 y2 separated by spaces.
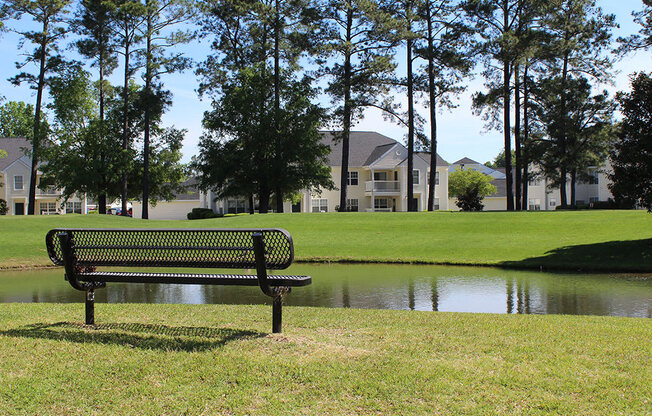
75 271 312 286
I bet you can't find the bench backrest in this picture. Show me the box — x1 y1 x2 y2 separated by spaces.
45 228 294 269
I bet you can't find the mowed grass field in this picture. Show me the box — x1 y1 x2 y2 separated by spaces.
0 303 649 415
0 210 650 271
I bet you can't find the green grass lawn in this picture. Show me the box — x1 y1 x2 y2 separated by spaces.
1 210 651 271
0 303 649 415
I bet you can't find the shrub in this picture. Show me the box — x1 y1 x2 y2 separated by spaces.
187 208 221 220
0 199 7 215
448 169 497 211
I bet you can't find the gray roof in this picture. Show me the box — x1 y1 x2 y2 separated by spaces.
453 157 481 165
173 177 201 201
0 137 30 171
415 151 449 167
320 131 396 167
320 131 448 168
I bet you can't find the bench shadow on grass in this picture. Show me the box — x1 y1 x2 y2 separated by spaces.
500 238 652 272
0 322 265 352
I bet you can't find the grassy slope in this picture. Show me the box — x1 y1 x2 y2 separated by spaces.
0 303 649 415
0 210 651 271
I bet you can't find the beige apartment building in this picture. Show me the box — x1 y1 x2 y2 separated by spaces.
1 138 87 215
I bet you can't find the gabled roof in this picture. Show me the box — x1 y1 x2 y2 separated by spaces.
453 157 480 165
320 131 449 168
415 151 449 167
0 137 30 171
320 131 397 167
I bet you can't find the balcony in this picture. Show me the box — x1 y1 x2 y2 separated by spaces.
365 181 400 194
36 186 61 196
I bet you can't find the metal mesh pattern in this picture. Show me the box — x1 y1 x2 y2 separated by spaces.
45 228 294 269
78 271 311 286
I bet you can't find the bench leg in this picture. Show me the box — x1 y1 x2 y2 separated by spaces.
85 289 95 325
272 296 282 334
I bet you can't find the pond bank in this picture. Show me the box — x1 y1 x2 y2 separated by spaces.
0 303 649 414
1 211 650 272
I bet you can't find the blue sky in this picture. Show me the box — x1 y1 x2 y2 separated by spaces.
0 0 650 165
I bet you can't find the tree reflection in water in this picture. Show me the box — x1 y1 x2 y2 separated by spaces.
0 264 650 318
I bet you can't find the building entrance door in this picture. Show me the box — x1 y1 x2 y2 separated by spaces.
14 202 25 215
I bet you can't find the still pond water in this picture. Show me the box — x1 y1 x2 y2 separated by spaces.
1 264 650 318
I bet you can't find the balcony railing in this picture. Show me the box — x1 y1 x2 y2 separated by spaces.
37 186 61 196
365 181 400 192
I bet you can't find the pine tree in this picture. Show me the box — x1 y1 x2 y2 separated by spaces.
6 0 71 215
322 0 395 212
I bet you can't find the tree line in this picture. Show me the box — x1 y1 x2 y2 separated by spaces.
0 0 649 216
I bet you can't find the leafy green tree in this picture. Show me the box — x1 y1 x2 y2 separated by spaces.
321 0 396 212
73 0 119 213
539 0 616 207
532 76 615 206
6 0 71 215
41 65 185 207
195 66 333 212
270 0 322 212
448 168 497 211
40 65 123 205
610 72 652 211
0 101 36 138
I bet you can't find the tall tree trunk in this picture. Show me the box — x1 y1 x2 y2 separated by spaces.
503 0 514 211
559 51 569 208
273 0 283 213
514 64 522 210
28 20 49 215
406 23 415 212
259 183 270 214
426 0 437 212
248 194 254 214
570 170 576 207
503 61 513 211
98 51 107 215
338 6 353 213
522 64 530 210
142 8 152 220
121 24 130 217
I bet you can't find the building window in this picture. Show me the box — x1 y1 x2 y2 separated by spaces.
412 170 419 185
373 171 388 181
346 198 358 212
227 199 246 214
312 198 328 212
65 201 82 214
549 199 556 207
427 171 440 186
588 171 599 184
39 202 57 215
528 199 541 211
434 198 440 210
374 197 389 210
528 178 541 186
347 171 358 186
14 175 23 190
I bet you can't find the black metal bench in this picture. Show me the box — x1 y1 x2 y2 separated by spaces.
45 228 310 333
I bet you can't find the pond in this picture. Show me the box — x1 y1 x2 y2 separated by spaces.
0 263 650 318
